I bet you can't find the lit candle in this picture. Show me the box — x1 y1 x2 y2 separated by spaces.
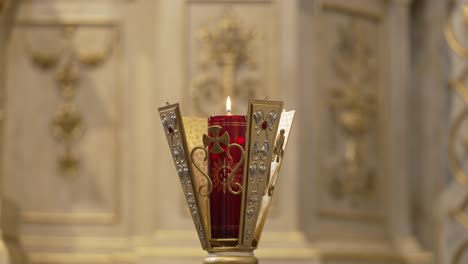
207 97 246 240
226 96 232 115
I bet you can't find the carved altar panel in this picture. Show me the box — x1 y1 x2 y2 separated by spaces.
296 1 431 260
186 0 277 116
316 3 384 224
3 24 121 225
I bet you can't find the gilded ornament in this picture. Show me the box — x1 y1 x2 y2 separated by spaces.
446 0 468 189
191 145 212 196
25 26 117 175
203 126 230 154
159 104 210 249
58 149 80 175
445 0 468 59
446 0 468 102
52 104 84 143
76 42 113 67
198 125 246 196
328 21 377 204
192 10 259 115
158 102 295 263
241 100 282 247
56 64 79 99
29 51 61 70
198 10 254 69
445 1 468 254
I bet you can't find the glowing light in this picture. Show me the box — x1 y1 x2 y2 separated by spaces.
226 96 232 115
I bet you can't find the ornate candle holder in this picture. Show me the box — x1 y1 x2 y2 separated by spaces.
158 99 295 264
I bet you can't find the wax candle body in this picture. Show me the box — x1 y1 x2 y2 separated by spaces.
208 115 246 239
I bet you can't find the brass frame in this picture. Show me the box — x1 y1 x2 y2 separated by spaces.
158 100 294 262
158 104 210 249
239 100 283 248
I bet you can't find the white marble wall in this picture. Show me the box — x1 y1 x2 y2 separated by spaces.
0 0 447 264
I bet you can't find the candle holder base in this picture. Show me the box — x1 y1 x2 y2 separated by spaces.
203 252 258 264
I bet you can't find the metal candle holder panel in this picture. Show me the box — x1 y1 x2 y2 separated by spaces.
158 100 295 264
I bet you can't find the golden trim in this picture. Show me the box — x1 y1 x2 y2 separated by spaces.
448 108 468 186
240 100 283 248
449 67 468 102
445 0 468 59
159 104 211 249
446 3 468 264
191 146 212 196
450 193 468 229
254 110 296 243
446 0 468 102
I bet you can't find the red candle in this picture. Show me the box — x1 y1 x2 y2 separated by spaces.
208 97 246 239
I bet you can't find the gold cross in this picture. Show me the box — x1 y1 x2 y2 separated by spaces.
203 125 230 154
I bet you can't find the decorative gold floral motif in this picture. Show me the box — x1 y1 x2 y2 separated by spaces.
52 104 84 142
25 26 115 175
58 149 80 175
56 64 79 99
192 10 258 115
211 159 242 194
446 1 468 238
29 50 61 70
328 21 377 204
200 125 246 196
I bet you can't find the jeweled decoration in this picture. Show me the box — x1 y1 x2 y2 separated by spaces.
158 99 295 264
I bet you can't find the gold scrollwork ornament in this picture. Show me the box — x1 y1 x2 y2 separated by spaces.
449 108 468 186
193 125 245 196
445 0 468 59
446 0 468 102
191 146 212 196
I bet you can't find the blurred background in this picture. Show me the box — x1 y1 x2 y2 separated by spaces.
0 0 461 263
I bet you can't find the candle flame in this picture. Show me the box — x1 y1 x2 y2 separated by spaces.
226 96 232 114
